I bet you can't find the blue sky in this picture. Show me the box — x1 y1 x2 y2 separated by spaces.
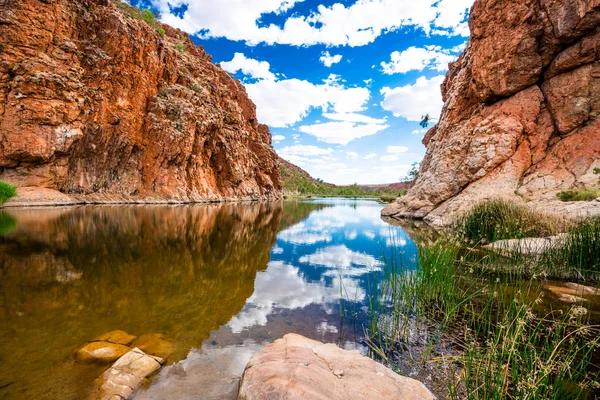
130 0 473 184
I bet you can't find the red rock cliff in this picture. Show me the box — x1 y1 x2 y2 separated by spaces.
383 0 600 224
0 0 281 205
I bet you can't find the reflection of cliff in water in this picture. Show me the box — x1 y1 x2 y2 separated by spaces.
0 202 323 399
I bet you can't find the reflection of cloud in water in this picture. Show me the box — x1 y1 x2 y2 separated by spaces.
227 261 364 333
277 222 332 245
379 227 409 247
135 341 264 400
363 230 376 240
316 321 338 334
271 245 284 254
299 245 383 277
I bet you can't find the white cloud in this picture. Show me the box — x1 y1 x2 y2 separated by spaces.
220 53 276 80
320 51 343 67
299 245 383 272
380 75 445 121
322 112 387 124
346 151 360 160
380 155 399 162
154 0 472 47
298 121 389 145
411 129 427 135
272 134 286 141
364 153 377 160
380 45 458 74
387 145 409 154
363 78 373 86
278 145 334 157
246 77 371 127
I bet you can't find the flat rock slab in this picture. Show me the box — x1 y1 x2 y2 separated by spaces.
238 333 435 400
89 348 163 400
483 234 568 255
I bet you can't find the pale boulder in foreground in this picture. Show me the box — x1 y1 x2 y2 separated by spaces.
238 333 435 400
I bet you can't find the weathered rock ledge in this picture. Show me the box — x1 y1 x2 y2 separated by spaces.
238 333 435 400
0 0 281 204
384 0 600 225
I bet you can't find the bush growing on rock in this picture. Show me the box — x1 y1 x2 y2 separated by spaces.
557 189 600 202
0 181 16 204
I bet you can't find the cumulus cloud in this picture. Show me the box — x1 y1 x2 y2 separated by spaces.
380 75 445 121
380 45 458 74
322 112 387 124
411 129 427 135
364 153 377 160
387 145 409 154
380 155 399 162
153 0 472 47
246 76 371 127
272 134 286 141
278 145 334 157
346 151 360 160
320 51 343 67
220 52 277 80
298 121 389 145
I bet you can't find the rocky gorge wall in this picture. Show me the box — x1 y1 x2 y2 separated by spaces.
0 0 281 205
383 0 600 225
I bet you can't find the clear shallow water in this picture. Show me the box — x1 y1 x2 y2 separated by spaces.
0 199 419 399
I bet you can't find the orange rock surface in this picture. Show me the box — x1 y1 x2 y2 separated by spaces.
0 0 281 204
383 0 600 224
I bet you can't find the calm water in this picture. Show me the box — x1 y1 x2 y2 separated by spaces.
0 199 419 399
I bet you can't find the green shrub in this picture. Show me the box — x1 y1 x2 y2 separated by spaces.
557 189 600 202
0 181 16 204
175 42 185 53
454 199 558 244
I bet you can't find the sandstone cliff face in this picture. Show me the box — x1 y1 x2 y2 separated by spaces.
0 0 281 205
383 0 600 224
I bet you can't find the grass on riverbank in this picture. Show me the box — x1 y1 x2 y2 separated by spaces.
0 181 16 204
453 199 562 244
367 239 600 399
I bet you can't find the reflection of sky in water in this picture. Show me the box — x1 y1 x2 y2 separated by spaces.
227 198 418 333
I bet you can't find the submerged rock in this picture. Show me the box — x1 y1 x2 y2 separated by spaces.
131 334 175 361
75 341 132 364
237 333 435 400
546 282 600 303
92 330 138 347
89 348 163 400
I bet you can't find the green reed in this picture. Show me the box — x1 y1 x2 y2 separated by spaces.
365 237 600 399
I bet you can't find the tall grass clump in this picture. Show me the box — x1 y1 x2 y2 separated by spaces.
454 199 559 244
542 217 600 276
0 181 16 204
366 239 600 399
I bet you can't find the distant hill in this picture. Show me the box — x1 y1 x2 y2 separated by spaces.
278 157 408 200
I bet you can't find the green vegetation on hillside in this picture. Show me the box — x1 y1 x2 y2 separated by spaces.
280 162 404 201
112 0 166 35
0 181 16 204
557 188 600 202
